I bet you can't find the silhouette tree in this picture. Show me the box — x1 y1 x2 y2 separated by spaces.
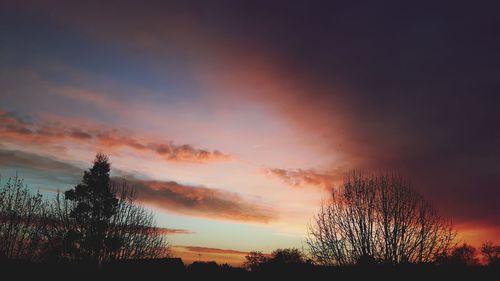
268 248 309 265
436 243 479 266
0 176 47 261
480 241 500 266
62 153 118 265
307 172 455 266
243 251 267 271
44 153 169 265
243 251 268 271
244 248 311 272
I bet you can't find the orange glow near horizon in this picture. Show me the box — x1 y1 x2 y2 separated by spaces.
171 246 250 267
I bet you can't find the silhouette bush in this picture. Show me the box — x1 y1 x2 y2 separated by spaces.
481 241 500 266
436 243 479 266
243 251 268 271
268 248 309 265
244 248 312 273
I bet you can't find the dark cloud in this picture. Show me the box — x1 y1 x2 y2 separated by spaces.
119 176 275 223
0 148 83 185
119 0 499 226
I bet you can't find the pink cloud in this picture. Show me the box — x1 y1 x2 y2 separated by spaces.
0 110 231 163
264 167 344 191
120 176 275 223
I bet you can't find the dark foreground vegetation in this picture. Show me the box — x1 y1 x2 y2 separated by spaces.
0 153 168 265
2 256 499 280
1 153 498 279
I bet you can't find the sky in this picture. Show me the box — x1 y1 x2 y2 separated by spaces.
1 0 499 266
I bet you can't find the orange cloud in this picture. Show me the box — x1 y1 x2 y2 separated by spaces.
0 110 231 163
181 246 248 255
154 227 195 235
171 245 250 266
0 148 267 223
120 176 275 223
264 167 344 190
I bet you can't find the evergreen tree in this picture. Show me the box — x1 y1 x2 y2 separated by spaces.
64 153 119 265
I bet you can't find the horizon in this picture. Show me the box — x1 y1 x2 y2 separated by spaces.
1 1 499 266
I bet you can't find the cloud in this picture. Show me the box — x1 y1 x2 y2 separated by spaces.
179 246 248 255
120 176 275 223
0 148 271 223
264 168 343 191
52 86 129 114
150 227 195 235
68 128 92 140
3 1 500 240
84 1 497 229
0 148 83 185
0 110 231 163
171 245 251 266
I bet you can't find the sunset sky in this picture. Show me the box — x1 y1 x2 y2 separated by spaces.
1 1 499 266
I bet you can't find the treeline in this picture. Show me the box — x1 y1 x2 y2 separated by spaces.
244 173 499 270
242 244 500 271
1 153 499 276
0 153 168 265
3 248 498 279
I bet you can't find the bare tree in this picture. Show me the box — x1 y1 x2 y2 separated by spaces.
307 172 455 266
0 176 47 261
40 192 80 262
105 181 170 261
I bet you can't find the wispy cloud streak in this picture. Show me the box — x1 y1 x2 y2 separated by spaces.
0 110 231 163
178 246 249 255
264 168 343 190
122 176 275 223
0 149 270 223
